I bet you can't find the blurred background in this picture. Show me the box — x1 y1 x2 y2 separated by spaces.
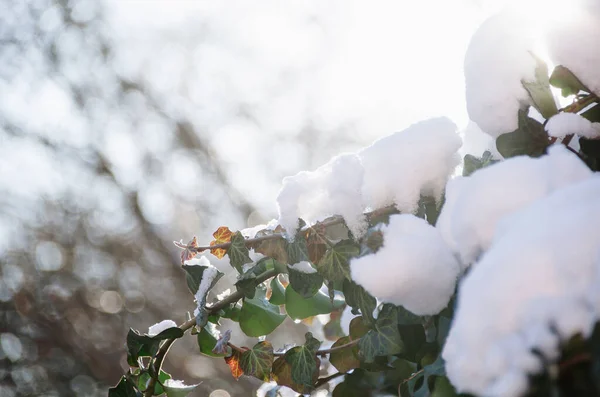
0 0 493 395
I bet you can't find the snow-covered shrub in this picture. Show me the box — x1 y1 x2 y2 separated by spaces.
111 3 600 397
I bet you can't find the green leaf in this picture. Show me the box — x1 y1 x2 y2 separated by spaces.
284 332 322 390
235 257 277 299
286 235 310 264
197 323 229 357
272 356 318 394
227 231 252 273
108 377 140 397
182 263 224 297
349 317 370 340
285 284 344 320
343 280 377 326
407 355 446 397
221 303 241 322
521 54 558 119
496 109 550 158
240 341 275 381
550 65 589 97
137 370 171 395
430 376 458 397
358 304 404 363
397 305 422 325
462 151 499 177
163 380 200 397
269 277 286 305
127 327 184 366
239 288 286 337
317 240 360 283
287 264 324 298
436 316 451 348
329 336 360 373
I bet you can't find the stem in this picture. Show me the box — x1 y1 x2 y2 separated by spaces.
143 268 278 397
273 338 360 357
182 205 398 253
314 371 346 388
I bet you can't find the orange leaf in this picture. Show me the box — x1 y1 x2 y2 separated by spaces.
224 349 244 380
210 226 233 259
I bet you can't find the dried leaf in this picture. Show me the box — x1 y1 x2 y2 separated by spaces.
210 226 233 259
225 349 244 380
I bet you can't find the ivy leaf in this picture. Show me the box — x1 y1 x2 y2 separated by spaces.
521 54 558 119
182 263 223 297
137 370 171 395
225 349 245 380
329 336 360 373
343 280 377 326
180 236 202 265
462 151 499 177
287 264 323 298
163 379 200 397
496 109 550 158
221 303 241 322
437 316 452 348
212 329 232 356
407 355 446 397
240 288 286 337
108 377 140 397
227 231 252 273
210 226 233 259
286 235 310 264
550 65 589 97
359 227 384 257
284 332 322 389
272 355 319 394
269 277 286 305
285 285 345 320
240 341 275 381
349 317 370 341
358 304 404 363
127 327 184 366
317 240 359 283
305 228 328 264
397 305 422 326
197 323 230 357
253 226 288 263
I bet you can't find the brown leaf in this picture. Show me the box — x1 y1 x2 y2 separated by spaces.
180 236 199 264
224 349 244 380
305 228 328 264
210 226 233 259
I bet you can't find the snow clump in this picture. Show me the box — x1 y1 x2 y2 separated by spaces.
443 177 600 397
350 214 460 316
277 117 461 239
545 112 600 139
437 145 592 269
148 319 178 336
464 11 538 137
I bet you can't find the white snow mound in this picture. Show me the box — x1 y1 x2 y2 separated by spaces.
350 214 460 316
443 177 600 397
437 145 592 269
545 112 600 139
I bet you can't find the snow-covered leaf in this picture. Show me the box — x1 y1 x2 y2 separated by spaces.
163 379 200 397
287 263 323 298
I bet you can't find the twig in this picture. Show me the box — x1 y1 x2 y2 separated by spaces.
272 338 360 357
314 372 346 388
402 368 424 384
143 268 279 397
178 205 398 253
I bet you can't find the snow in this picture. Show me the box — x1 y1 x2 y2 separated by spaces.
195 264 220 306
546 3 600 96
350 214 459 315
545 112 600 139
148 319 178 336
437 145 592 269
464 11 538 137
443 177 600 397
277 153 366 238
288 261 317 274
359 117 461 213
277 117 461 238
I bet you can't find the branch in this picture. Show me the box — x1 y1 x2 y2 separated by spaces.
179 205 398 252
143 268 279 397
314 371 346 388
271 338 359 357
